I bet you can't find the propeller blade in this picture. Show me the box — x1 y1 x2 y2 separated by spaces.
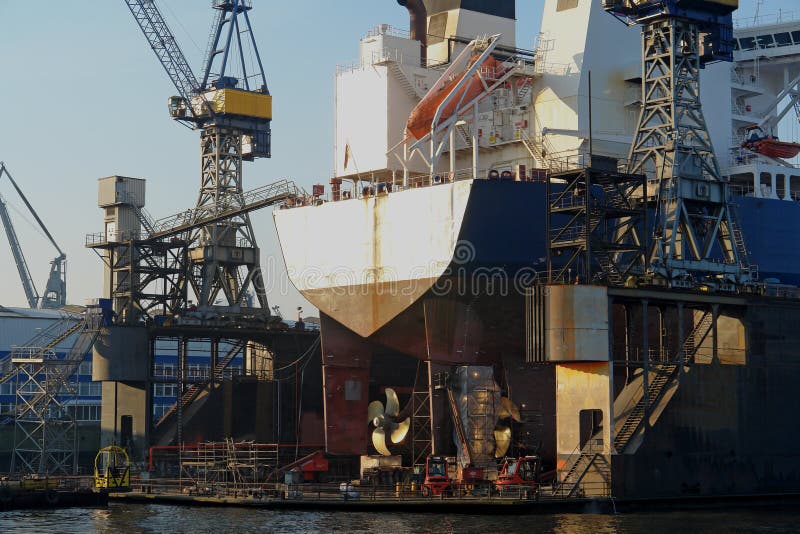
367 400 385 425
499 397 522 423
372 427 392 456
384 388 400 417
498 398 511 419
391 417 411 444
494 426 512 459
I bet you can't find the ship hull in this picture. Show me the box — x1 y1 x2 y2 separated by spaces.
275 180 800 460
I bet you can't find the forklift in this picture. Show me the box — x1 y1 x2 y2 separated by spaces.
421 456 452 497
495 455 542 498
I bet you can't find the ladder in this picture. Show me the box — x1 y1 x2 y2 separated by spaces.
446 386 472 467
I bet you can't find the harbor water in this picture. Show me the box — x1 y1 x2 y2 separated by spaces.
0 505 798 533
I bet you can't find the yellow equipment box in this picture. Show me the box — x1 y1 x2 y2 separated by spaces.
192 89 272 120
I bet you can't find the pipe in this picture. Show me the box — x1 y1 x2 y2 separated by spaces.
397 0 427 65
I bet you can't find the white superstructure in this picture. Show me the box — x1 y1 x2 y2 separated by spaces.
727 12 800 200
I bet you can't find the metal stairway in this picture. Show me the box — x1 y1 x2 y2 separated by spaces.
156 339 246 429
517 77 533 102
131 202 156 236
153 339 247 446
593 250 625 286
727 205 757 280
0 316 83 384
613 311 713 452
556 439 611 498
519 128 548 164
388 62 427 101
13 324 100 416
456 123 473 149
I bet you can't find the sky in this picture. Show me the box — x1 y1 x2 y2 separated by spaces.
0 0 793 316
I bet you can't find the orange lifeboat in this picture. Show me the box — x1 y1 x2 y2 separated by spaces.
406 55 505 140
742 125 800 160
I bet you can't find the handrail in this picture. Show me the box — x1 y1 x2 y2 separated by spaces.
86 179 304 245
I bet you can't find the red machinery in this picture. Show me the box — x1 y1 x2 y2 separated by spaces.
421 456 452 497
495 455 542 497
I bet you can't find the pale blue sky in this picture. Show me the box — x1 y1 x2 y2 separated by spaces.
0 0 792 314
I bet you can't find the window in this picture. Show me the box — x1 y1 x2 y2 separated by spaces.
152 404 172 420
792 31 800 45
557 0 579 11
72 404 101 422
78 381 101 397
756 34 775 48
187 364 209 380
79 361 92 376
153 383 177 398
738 37 756 51
154 363 175 378
775 32 792 47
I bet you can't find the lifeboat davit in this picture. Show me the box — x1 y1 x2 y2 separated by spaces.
741 125 800 159
406 55 505 140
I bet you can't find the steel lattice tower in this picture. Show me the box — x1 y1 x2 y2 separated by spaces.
606 0 751 287
629 18 749 285
191 126 268 308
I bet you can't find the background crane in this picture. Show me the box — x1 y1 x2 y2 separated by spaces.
0 162 66 309
603 0 752 288
124 0 273 311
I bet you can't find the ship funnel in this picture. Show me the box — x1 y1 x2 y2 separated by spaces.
397 0 427 65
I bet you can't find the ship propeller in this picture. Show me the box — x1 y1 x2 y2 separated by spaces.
367 388 410 456
494 396 522 458
494 426 512 458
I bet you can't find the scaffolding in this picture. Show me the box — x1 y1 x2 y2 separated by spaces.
547 159 647 285
178 439 279 494
9 312 101 476
11 353 79 476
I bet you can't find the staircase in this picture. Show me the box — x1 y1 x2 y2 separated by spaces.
11 317 100 419
119 191 156 237
388 62 426 101
593 250 625 286
519 129 546 163
131 202 156 237
556 439 611 498
155 339 246 431
613 364 676 452
456 123 473 149
613 310 714 453
728 207 756 280
517 77 533 102
0 316 83 384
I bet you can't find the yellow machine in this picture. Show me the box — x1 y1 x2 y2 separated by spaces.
94 446 131 491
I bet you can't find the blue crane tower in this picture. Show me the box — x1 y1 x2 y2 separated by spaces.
124 0 273 311
603 1 752 288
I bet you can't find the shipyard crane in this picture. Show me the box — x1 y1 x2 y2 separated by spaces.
0 163 66 309
603 0 752 287
123 0 273 311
